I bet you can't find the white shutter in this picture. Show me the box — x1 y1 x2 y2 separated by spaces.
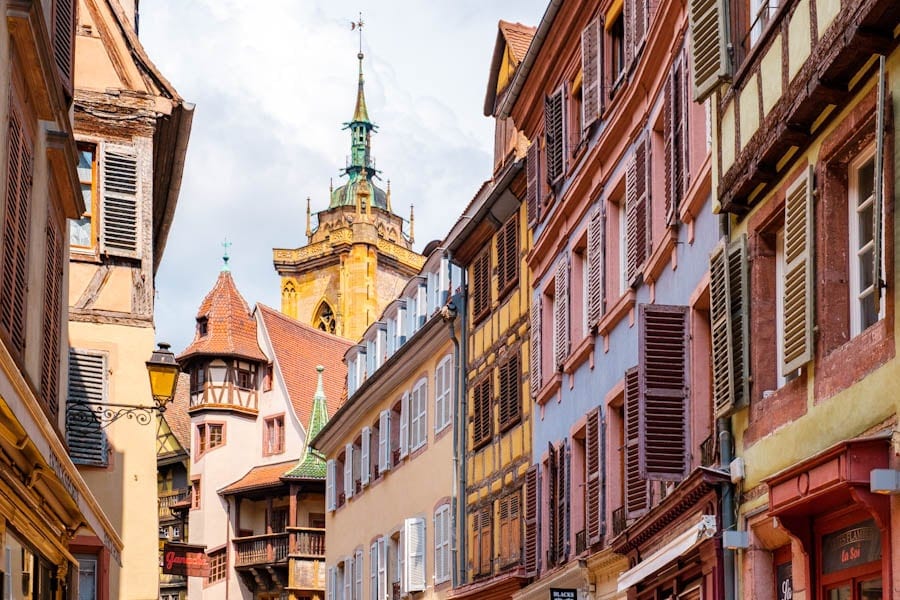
397 303 407 346
328 567 336 600
355 548 363 600
434 507 450 583
361 427 371 486
377 537 387 600
379 410 391 472
66 350 108 466
399 393 409 459
399 529 406 595
344 444 354 499
369 542 378 600
344 558 353 600
417 283 428 326
327 459 337 511
99 143 141 258
404 517 426 593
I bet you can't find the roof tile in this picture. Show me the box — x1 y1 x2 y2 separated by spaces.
499 20 537 65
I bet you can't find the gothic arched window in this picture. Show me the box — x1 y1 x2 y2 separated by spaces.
315 301 337 334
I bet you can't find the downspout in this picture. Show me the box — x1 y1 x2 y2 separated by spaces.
446 251 468 587
718 417 735 600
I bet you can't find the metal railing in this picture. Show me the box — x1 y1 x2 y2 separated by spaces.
701 434 718 467
233 532 289 567
612 506 627 537
575 529 587 554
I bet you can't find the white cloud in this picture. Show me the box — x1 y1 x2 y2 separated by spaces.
141 0 546 352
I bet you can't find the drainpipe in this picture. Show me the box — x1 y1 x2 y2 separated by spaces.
446 252 468 587
718 417 735 600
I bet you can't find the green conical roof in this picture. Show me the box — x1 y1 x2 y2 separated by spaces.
283 365 330 480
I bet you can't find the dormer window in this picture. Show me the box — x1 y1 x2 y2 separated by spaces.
197 316 208 337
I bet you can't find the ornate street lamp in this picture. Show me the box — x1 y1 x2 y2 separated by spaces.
68 342 180 428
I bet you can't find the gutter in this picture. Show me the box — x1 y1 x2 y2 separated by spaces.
496 0 564 120
446 257 467 587
153 101 195 274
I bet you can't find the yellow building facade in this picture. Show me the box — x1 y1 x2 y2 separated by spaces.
274 54 424 342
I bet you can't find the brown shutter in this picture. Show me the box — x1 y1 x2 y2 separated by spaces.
710 235 749 417
472 250 490 322
633 0 647 51
783 167 814 373
624 367 647 519
473 378 492 447
497 213 518 293
638 304 689 481
625 139 649 285
689 0 730 101
624 0 635 68
547 442 558 565
530 295 542 398
526 141 541 224
544 89 566 185
480 505 492 576
53 0 75 95
556 439 570 563
523 465 539 576
510 492 521 563
585 408 602 545
499 352 520 430
581 18 601 130
0 105 32 355
499 495 510 564
664 71 675 224
553 255 570 368
679 52 691 201
587 203 606 326
41 214 63 420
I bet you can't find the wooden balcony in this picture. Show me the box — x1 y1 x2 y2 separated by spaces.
233 533 289 567
158 488 190 520
289 527 325 558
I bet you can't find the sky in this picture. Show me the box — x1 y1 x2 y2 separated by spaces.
140 0 547 354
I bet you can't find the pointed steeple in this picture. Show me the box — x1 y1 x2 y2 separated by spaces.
283 366 330 480
352 52 370 124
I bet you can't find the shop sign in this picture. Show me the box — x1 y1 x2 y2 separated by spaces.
776 561 792 600
822 519 881 574
162 543 209 577
550 589 577 600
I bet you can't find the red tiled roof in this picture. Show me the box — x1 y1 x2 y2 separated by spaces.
163 373 192 451
177 271 267 363
219 460 297 495
257 305 351 427
498 20 536 65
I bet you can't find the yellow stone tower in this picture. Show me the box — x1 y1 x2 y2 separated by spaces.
273 48 424 341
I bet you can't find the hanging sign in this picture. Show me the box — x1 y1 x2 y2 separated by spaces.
550 589 578 600
162 543 209 577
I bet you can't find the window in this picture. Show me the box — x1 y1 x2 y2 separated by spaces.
0 101 33 356
496 213 519 297
264 415 285 455
98 144 141 258
75 553 98 600
434 505 451 584
545 87 567 185
472 378 492 449
66 350 108 466
665 52 690 223
191 364 207 394
434 355 452 433
197 423 225 456
263 363 274 391
498 490 522 567
547 440 569 567
472 250 491 323
192 478 201 510
608 13 625 86
473 504 492 577
235 365 253 390
197 316 208 337
70 144 96 249
498 352 521 431
409 378 428 451
748 0 777 47
849 151 884 336
207 548 226 584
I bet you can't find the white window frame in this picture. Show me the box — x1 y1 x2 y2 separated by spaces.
434 354 452 433
775 229 787 388
410 378 428 451
849 147 884 337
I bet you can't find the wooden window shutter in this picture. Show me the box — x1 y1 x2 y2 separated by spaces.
344 444 354 499
624 0 635 68
498 352 520 430
100 143 141 258
361 426 371 486
41 214 63 420
530 294 542 398
326 460 336 510
783 167 815 373
0 105 32 356
474 378 492 447
663 71 675 224
638 304 689 481
544 88 566 185
581 18 602 130
523 465 539 576
379 409 391 473
526 141 541 224
498 494 510 565
587 203 606 326
509 492 521 563
404 517 426 592
479 505 492 576
399 393 409 459
497 213 518 293
623 367 647 519
547 442 558 565
556 439 570 563
66 350 108 466
710 235 749 417
553 255 570 369
689 0 730 101
585 408 603 545
472 250 490 321
625 139 649 285
52 0 75 95
377 537 387 600
679 52 691 202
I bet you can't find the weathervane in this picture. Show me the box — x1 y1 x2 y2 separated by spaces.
350 12 364 54
222 238 232 271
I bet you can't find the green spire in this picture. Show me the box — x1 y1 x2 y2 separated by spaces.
283 366 330 480
352 53 370 124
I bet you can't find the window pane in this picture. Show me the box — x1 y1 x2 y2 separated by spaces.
859 578 882 600
861 292 878 331
858 202 874 245
77 150 92 181
81 183 92 212
858 158 875 204
859 247 875 289
69 218 92 247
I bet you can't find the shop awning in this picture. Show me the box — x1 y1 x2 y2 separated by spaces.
617 515 716 593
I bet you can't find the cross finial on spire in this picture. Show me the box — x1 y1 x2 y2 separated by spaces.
222 238 232 272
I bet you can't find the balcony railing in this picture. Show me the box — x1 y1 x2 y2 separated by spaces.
288 527 325 557
233 533 289 567
701 435 718 468
612 506 627 537
158 488 190 520
575 529 587 555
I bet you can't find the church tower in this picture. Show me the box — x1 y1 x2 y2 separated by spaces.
274 48 424 341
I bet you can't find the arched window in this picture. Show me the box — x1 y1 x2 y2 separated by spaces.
315 300 337 334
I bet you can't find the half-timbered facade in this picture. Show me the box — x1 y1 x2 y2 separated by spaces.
178 268 349 600
695 0 900 596
64 0 194 596
498 0 722 597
